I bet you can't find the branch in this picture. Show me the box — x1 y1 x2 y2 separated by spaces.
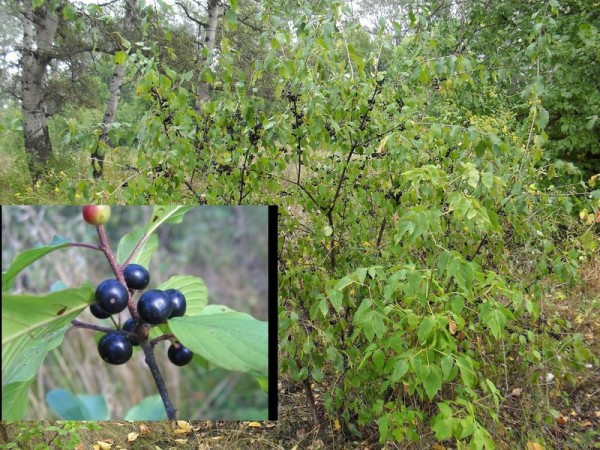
141 340 176 419
71 319 118 334
175 1 207 28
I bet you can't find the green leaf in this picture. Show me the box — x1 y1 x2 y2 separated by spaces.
390 358 409 382
46 390 109 420
423 366 442 400
2 236 70 292
441 355 454 379
146 206 196 235
125 395 167 420
456 355 475 387
3 286 93 384
328 289 343 313
2 285 92 419
535 106 549 130
116 227 158 267
334 276 353 291
372 348 385 370
432 413 454 439
417 316 435 343
79 394 110 420
157 275 209 317
114 50 127 65
2 381 32 419
480 304 508 339
168 312 268 375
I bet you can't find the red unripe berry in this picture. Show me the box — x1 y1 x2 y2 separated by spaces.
82 205 111 225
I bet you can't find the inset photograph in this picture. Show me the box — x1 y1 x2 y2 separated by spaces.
2 205 275 421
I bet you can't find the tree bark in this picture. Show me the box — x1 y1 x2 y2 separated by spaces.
93 0 137 179
20 0 61 182
195 0 223 109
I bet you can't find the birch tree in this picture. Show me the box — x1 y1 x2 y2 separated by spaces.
92 0 138 179
19 0 62 182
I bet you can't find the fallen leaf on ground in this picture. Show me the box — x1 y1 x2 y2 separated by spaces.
127 432 139 442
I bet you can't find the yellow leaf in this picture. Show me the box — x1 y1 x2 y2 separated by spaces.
96 442 112 450
333 419 341 431
247 422 261 427
377 134 391 154
585 213 595 225
139 424 149 434
127 432 138 442
526 443 544 450
174 420 192 434
174 439 188 446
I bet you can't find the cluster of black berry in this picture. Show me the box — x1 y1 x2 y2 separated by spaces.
90 263 193 367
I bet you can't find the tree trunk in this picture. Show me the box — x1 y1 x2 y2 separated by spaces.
93 0 137 179
195 0 223 109
20 0 60 182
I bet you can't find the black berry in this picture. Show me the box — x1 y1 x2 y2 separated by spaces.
123 264 150 290
123 318 141 346
98 332 133 365
165 289 187 318
137 289 173 324
90 302 111 319
168 343 193 366
95 279 129 314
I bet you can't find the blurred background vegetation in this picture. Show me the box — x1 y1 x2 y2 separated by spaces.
1 206 269 420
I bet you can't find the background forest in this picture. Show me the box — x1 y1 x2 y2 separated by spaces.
1 0 599 448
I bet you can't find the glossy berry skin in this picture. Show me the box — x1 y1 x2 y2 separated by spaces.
123 264 150 290
95 279 129 314
90 302 111 319
168 343 193 366
82 205 111 225
137 289 173 324
123 318 141 346
165 289 187 318
98 332 133 365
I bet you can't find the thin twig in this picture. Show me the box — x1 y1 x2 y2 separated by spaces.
150 333 175 346
66 242 103 251
71 319 120 334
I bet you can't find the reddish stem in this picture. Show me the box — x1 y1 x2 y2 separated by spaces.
96 225 140 320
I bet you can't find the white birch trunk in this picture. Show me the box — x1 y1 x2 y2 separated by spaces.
20 0 60 182
93 0 137 178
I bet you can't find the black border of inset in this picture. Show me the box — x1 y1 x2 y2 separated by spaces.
268 205 278 420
